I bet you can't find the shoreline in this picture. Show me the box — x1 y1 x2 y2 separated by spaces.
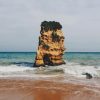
0 77 100 100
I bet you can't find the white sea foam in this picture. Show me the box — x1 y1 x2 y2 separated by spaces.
0 65 33 72
0 65 34 77
0 62 100 78
63 63 100 78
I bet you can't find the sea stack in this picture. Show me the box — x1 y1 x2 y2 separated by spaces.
34 21 66 67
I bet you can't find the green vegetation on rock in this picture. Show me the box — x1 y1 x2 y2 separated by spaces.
40 21 62 33
51 32 60 42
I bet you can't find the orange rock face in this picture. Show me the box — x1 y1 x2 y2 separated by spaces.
34 21 65 67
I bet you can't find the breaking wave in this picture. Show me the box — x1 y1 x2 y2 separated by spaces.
0 61 100 78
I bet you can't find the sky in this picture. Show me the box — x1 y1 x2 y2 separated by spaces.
0 0 100 52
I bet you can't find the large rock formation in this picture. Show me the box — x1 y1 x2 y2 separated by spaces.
34 21 65 67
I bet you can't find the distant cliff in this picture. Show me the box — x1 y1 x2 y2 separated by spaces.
34 21 65 67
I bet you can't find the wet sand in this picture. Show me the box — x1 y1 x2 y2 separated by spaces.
0 78 100 100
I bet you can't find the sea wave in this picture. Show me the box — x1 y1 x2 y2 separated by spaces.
0 61 100 78
64 61 100 78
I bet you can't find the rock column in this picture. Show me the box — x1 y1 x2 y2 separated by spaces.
34 21 66 67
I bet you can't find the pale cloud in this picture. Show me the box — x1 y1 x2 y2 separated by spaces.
0 0 100 52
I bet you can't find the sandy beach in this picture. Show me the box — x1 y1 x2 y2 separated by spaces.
0 77 100 100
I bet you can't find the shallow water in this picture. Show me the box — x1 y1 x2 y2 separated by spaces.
0 52 100 82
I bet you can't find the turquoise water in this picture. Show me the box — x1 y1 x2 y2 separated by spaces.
0 52 100 67
0 52 35 66
0 52 100 78
65 52 100 66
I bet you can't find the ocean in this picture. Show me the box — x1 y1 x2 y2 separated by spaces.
0 52 100 78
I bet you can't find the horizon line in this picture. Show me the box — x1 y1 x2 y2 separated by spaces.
0 51 100 53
